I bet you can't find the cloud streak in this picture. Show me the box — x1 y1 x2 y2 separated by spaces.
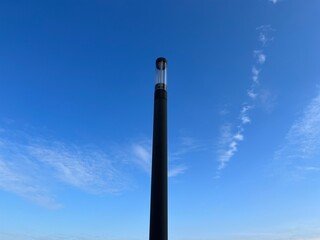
0 129 127 207
28 142 126 194
269 0 280 4
132 143 152 174
168 165 188 177
217 25 274 174
274 90 320 175
0 126 199 207
217 124 244 172
0 157 60 208
257 25 274 46
254 50 266 64
131 136 204 178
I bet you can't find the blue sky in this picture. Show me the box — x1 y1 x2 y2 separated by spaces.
1 0 320 239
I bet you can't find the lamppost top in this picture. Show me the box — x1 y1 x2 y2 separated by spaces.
155 57 167 90
156 57 167 70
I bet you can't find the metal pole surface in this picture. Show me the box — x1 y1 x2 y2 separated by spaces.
149 57 168 240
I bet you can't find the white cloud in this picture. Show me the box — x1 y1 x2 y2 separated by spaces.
248 89 258 99
254 50 266 64
234 133 244 141
241 116 251 124
218 125 233 146
0 130 127 207
131 137 198 178
275 91 320 176
258 89 277 113
259 54 266 64
28 143 125 194
256 25 275 46
216 106 252 172
132 143 152 174
168 165 188 177
259 33 267 45
281 92 320 158
252 66 260 83
240 105 252 124
296 166 320 172
0 127 195 207
217 125 244 171
269 0 279 4
171 136 206 160
217 141 238 170
0 158 60 209
216 25 274 176
252 66 260 76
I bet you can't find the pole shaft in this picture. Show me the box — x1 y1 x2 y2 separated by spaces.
149 87 168 240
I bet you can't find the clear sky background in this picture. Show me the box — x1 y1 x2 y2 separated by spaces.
1 0 320 239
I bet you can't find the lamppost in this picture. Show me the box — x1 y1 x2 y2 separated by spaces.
149 57 168 240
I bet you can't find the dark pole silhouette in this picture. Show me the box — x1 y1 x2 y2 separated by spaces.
149 57 168 240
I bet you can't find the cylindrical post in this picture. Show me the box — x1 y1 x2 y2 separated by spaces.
149 57 168 240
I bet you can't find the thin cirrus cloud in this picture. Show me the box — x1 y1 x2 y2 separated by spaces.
254 50 266 65
0 129 127 208
27 142 126 194
0 126 194 207
170 136 207 160
217 124 244 171
257 25 274 46
0 156 59 209
132 143 152 174
131 136 201 178
251 66 260 84
168 165 188 178
274 90 320 174
216 25 274 174
269 0 280 4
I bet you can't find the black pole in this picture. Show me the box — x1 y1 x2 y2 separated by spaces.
149 57 168 240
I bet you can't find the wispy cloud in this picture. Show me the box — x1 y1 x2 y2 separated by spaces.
274 90 320 175
216 25 274 175
302 166 320 172
28 142 126 194
0 157 60 208
0 129 127 207
240 105 253 124
234 132 244 141
216 125 244 172
170 136 207 160
269 0 280 4
248 89 258 100
131 136 204 178
132 143 152 174
284 92 320 158
254 50 266 64
251 66 260 83
168 165 188 177
257 25 274 46
0 127 196 207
